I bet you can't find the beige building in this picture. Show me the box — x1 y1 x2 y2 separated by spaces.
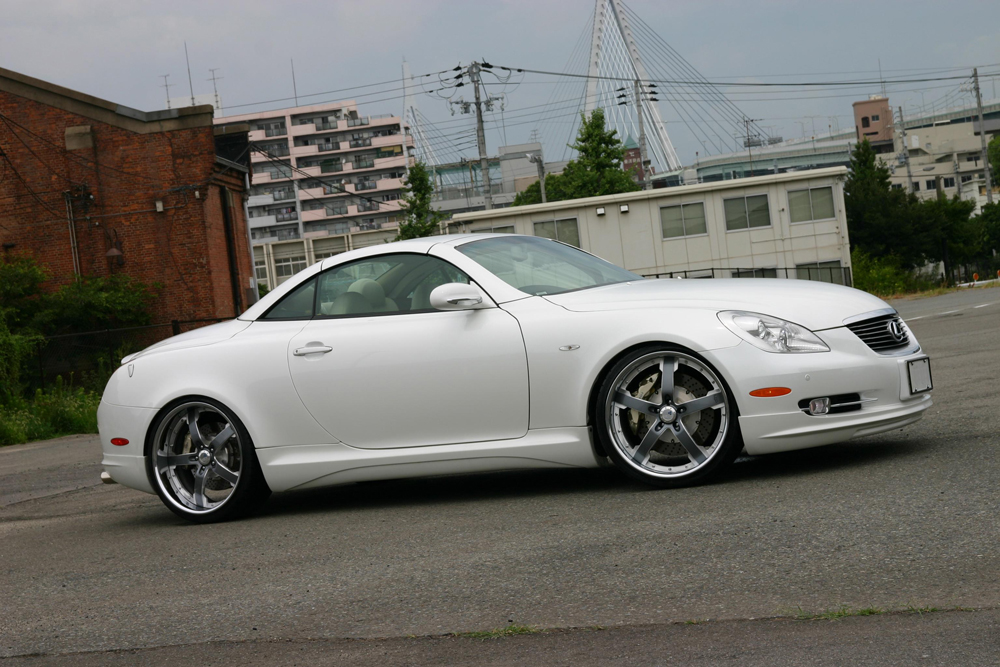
450 167 852 283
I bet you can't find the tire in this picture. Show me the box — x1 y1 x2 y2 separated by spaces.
146 397 270 523
594 344 742 488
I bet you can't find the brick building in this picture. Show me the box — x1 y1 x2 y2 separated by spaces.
0 67 255 324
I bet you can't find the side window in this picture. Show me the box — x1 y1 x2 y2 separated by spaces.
315 254 470 318
262 277 316 320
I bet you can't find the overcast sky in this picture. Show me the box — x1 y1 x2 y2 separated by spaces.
3 0 999 167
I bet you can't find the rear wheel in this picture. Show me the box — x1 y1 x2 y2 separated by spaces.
595 345 742 488
147 398 270 523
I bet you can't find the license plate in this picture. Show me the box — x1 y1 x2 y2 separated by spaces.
907 358 933 394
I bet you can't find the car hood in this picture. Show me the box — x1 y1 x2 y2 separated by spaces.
121 319 253 364
544 278 888 331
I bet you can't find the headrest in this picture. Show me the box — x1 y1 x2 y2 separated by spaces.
348 278 386 307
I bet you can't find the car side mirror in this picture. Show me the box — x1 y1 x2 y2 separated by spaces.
429 283 489 311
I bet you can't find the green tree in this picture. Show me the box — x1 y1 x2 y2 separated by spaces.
395 161 446 240
843 139 927 268
36 274 159 335
914 195 979 275
0 254 48 330
513 109 640 206
980 202 1000 255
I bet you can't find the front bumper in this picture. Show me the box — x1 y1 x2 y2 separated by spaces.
96 400 157 494
703 327 932 455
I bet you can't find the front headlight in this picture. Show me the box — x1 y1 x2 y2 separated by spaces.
718 310 829 353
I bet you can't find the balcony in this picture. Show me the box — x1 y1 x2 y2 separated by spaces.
353 158 375 170
247 193 274 208
248 214 277 229
273 189 295 201
355 180 378 192
321 162 344 173
349 137 373 148
358 201 380 212
275 211 298 223
316 121 338 131
264 127 287 138
326 205 348 216
274 228 300 241
323 185 347 195
357 220 382 231
317 141 341 153
347 117 370 128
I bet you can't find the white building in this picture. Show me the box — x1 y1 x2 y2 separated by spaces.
450 167 852 283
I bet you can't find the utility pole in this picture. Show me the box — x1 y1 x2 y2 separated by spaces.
898 106 915 194
742 116 762 176
973 67 994 204
159 74 173 109
469 62 493 209
634 80 650 190
527 152 546 203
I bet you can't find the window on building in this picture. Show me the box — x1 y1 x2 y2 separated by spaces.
967 156 979 165
274 255 307 280
473 225 516 234
861 117 870 128
912 181 920 191
788 186 836 223
871 114 880 122
660 202 708 238
961 174 973 184
892 183 904 190
534 218 581 247
796 261 846 285
254 259 268 284
313 251 340 263
732 268 778 279
723 194 770 231
943 177 956 188
926 179 936 190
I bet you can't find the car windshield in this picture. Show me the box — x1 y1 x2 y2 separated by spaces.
456 235 642 296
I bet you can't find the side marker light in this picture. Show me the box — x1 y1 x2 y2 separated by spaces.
111 438 129 446
749 387 791 397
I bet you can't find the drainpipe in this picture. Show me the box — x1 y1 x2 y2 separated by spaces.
63 192 81 282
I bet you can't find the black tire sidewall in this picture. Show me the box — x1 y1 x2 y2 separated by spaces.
594 344 742 488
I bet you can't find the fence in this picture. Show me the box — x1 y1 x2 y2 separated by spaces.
642 266 853 286
30 318 229 391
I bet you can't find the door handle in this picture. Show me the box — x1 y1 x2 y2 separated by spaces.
293 345 333 356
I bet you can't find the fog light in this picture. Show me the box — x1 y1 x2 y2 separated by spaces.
808 398 830 415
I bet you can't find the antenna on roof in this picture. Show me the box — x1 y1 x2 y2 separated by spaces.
159 74 173 110
184 42 196 107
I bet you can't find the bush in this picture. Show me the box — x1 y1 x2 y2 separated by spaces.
0 310 43 405
851 249 937 297
0 375 100 446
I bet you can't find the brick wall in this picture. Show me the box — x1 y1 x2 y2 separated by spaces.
0 80 253 324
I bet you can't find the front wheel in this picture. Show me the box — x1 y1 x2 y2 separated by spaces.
147 398 270 523
595 345 742 488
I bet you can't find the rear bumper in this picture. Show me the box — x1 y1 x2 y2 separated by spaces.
703 328 932 455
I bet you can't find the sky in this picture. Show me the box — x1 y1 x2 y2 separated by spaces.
3 0 999 169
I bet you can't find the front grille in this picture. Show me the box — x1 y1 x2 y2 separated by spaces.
846 313 910 353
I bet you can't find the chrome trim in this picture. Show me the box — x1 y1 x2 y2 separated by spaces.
830 397 879 408
842 307 896 326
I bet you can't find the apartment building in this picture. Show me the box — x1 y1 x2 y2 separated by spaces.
216 101 414 290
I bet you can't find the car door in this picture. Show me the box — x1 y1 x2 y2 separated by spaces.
285 252 529 449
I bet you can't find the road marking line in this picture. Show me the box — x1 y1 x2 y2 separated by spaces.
908 316 925 320
973 303 994 309
939 310 961 315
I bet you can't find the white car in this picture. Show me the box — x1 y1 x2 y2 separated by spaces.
98 235 933 522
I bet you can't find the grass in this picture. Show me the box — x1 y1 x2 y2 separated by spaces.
783 604 974 621
453 624 541 640
0 375 100 447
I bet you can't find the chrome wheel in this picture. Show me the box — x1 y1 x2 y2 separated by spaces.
152 402 243 514
605 351 730 479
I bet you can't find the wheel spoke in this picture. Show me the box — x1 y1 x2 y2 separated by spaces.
209 424 235 452
157 452 198 471
212 461 239 486
192 469 210 508
659 357 676 399
674 422 707 464
632 420 665 465
677 391 724 415
614 390 659 415
187 408 205 448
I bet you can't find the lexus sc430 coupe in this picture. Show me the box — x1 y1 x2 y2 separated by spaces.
99 235 932 522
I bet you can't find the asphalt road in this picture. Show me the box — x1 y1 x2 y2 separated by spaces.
2 286 999 665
